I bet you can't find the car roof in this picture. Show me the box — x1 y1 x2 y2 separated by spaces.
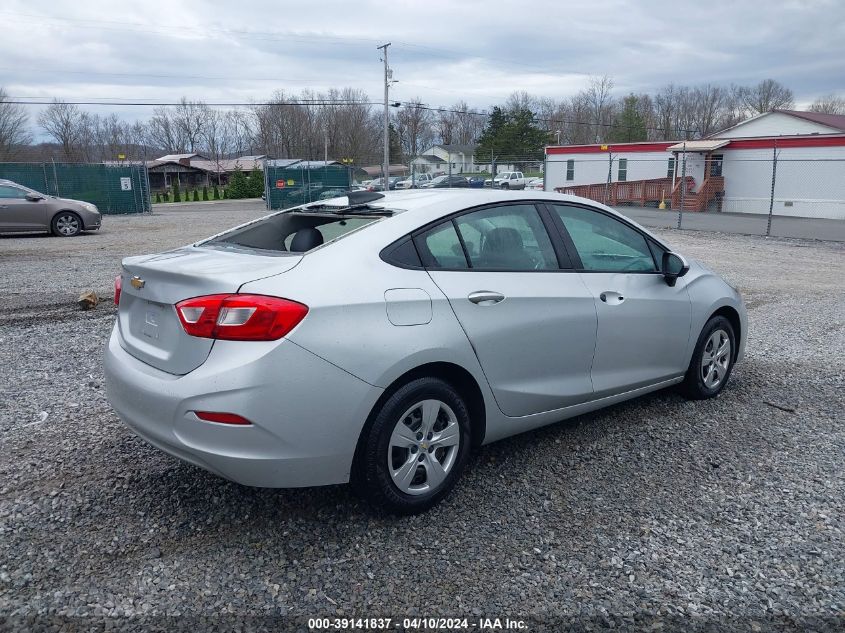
336 189 674 250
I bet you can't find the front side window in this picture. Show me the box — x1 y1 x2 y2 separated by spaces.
618 158 628 182
667 157 675 178
566 159 574 181
453 204 558 270
552 204 656 272
0 185 28 199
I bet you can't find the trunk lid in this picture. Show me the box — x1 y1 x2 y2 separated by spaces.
117 246 301 374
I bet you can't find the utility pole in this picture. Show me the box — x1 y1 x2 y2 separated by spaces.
377 43 391 187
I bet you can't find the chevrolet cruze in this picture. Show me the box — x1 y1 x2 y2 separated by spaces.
105 190 746 514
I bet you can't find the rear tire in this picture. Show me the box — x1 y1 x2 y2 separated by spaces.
51 212 82 237
678 316 736 400
353 377 472 515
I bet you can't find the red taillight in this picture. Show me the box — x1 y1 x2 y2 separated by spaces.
114 275 122 305
194 411 252 425
175 294 308 341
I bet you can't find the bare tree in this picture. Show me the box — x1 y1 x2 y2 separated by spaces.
808 93 845 114
584 75 615 142
38 100 89 161
172 98 209 153
0 87 31 160
450 101 484 145
147 106 181 153
394 98 433 157
738 79 794 115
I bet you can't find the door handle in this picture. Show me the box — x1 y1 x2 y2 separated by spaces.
468 291 505 305
599 291 625 305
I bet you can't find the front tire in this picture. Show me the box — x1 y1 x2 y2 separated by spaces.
353 377 472 515
679 316 736 400
51 212 82 237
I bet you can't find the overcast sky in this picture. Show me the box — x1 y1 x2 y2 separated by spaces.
2 0 844 128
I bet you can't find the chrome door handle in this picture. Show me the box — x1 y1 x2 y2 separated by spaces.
468 291 505 305
599 291 625 305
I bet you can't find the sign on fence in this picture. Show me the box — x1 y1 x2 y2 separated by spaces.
120 177 132 191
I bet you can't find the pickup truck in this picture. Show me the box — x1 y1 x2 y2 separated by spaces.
485 171 529 190
395 173 434 189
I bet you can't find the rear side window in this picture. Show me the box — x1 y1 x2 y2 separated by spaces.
205 212 381 254
417 223 469 269
454 204 558 270
381 238 422 268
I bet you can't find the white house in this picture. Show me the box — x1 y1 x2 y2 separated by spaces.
544 110 845 220
411 144 478 174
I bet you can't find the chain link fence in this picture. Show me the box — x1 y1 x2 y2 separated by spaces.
546 152 845 240
0 162 151 214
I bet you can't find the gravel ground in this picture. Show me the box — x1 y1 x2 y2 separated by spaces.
1 202 843 631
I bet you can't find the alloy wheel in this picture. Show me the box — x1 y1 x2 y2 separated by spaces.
387 399 461 496
701 329 731 389
56 214 80 236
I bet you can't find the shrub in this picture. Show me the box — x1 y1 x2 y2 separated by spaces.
212 184 219 200
222 187 227 199
171 179 180 203
193 189 200 202
202 185 209 201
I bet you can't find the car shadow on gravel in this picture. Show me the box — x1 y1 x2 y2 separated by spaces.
113 386 695 525
0 231 101 239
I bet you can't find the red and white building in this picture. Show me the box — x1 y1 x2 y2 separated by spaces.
544 110 845 220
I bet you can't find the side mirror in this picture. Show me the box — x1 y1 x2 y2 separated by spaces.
25 192 43 202
661 251 689 286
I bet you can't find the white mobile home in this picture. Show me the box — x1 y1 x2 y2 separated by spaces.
544 110 845 220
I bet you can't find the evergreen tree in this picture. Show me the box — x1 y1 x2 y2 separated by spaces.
202 185 209 201
212 184 219 200
247 168 265 198
608 94 648 142
192 189 200 202
171 179 180 203
476 106 548 170
228 168 249 198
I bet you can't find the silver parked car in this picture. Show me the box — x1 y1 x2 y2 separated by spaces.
105 190 746 514
0 179 102 236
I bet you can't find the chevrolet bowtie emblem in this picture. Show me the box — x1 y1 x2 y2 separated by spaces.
130 276 145 289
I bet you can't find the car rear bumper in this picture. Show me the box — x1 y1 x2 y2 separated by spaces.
104 326 383 488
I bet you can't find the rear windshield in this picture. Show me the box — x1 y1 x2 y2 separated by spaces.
202 212 381 254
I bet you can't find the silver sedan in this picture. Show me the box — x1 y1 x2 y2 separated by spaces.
105 190 746 514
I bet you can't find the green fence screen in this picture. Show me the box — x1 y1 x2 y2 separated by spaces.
0 162 151 214
264 160 352 210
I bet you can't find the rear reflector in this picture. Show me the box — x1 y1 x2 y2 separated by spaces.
175 294 308 341
114 275 122 305
194 411 252 426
